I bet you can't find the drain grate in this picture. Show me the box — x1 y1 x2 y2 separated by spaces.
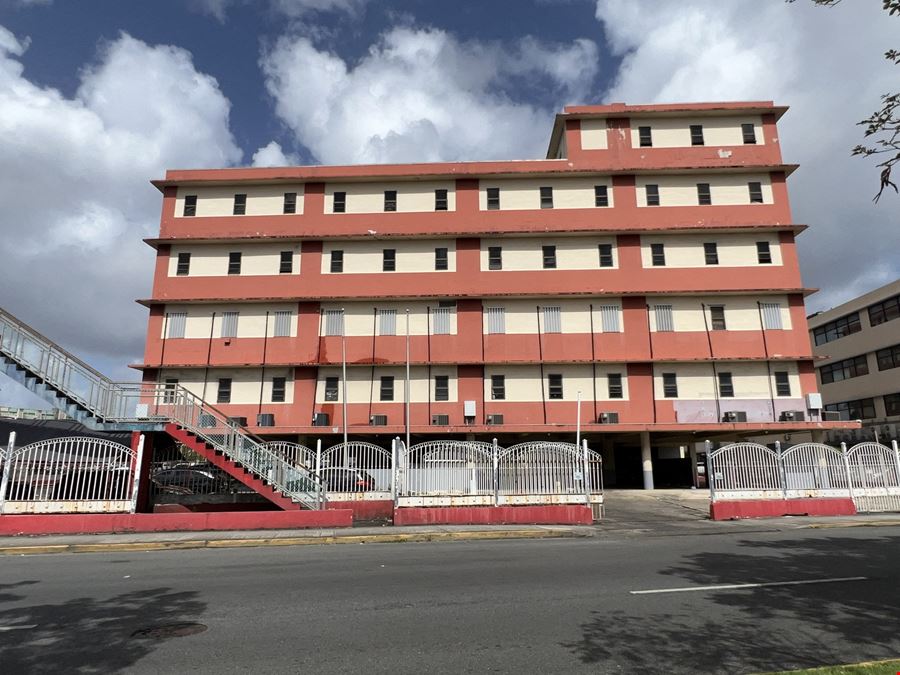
131 622 207 639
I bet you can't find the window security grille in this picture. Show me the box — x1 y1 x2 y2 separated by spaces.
599 305 620 333
650 242 665 265
432 307 451 335
654 305 674 332
542 306 562 334
221 311 239 338
486 307 505 334
273 311 291 337
690 124 705 146
324 309 344 336
167 312 187 339
378 309 397 336
761 303 783 330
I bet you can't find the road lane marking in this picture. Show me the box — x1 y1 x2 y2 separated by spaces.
0 625 37 631
630 576 868 595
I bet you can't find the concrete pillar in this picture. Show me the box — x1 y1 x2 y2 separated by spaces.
640 431 654 490
811 430 826 444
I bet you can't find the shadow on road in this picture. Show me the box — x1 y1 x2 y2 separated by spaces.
0 581 206 673
564 534 900 673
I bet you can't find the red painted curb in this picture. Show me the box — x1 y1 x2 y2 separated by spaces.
393 505 593 526
709 498 856 521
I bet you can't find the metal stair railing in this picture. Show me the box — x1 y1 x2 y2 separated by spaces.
0 307 325 509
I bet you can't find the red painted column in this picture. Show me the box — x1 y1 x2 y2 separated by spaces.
158 186 178 238
304 182 325 214
564 119 584 162
606 117 631 163
455 179 479 213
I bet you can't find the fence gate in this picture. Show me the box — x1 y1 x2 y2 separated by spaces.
846 442 900 513
399 440 496 506
498 441 602 509
320 441 393 501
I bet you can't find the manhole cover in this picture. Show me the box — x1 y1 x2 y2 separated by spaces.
131 622 207 639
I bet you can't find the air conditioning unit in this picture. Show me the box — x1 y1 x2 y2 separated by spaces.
598 412 619 424
486 414 504 425
722 411 748 423
780 410 805 422
370 414 388 426
256 413 275 427
312 412 330 426
228 416 248 427
431 414 450 426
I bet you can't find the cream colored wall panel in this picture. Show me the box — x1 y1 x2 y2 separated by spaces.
639 233 782 269
321 240 456 274
484 364 599 402
482 299 595 334
314 366 453 404
319 301 457 337
479 177 612 211
168 243 301 277
580 119 609 150
653 363 798 400
324 181 456 214
636 174 773 207
479 236 617 271
159 367 294 404
174 185 304 218
163 304 298 339
595 364 630 401
646 295 791 332
630 116 764 148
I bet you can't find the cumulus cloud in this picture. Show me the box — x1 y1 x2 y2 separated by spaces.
260 27 600 164
595 0 899 311
190 0 366 22
251 140 299 166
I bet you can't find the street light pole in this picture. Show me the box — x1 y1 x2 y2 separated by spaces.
405 308 411 452
341 308 348 449
576 389 582 450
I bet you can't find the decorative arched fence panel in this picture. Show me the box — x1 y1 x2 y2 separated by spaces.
320 442 393 501
0 436 142 514
781 443 849 498
399 440 496 506
846 442 900 513
498 442 603 507
262 442 315 470
708 442 783 501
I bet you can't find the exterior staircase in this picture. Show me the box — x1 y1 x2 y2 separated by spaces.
0 307 324 510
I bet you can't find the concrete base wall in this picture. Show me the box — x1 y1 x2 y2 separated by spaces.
328 500 394 521
709 498 856 521
394 505 593 526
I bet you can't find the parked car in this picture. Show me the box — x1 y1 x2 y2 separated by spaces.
151 467 223 495
318 467 377 492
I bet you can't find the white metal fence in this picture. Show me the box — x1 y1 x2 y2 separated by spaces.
708 440 900 513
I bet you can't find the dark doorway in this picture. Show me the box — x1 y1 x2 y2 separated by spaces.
611 445 643 488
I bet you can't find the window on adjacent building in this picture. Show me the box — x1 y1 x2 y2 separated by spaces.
434 375 449 401
166 312 187 339
645 184 660 206
283 192 297 214
742 123 757 145
884 392 900 417
704 242 719 265
756 241 772 264
491 374 506 400
434 247 449 271
540 186 554 209
542 306 562 334
868 294 900 327
486 187 500 210
382 249 396 272
638 126 652 147
217 378 232 404
548 374 563 400
813 312 861 346
709 305 726 331
608 373 623 399
323 309 344 336
690 124 705 146
324 376 339 402
542 245 557 269
760 302 783 330
820 354 869 384
650 242 666 266
488 246 502 270
332 191 346 213
876 343 900 371
718 372 734 398
748 181 764 203
383 190 397 212
228 251 242 275
662 372 678 398
330 250 343 273
378 308 397 336
486 307 505 334
434 189 448 211
697 183 712 205
594 185 609 207
183 195 197 217
380 376 394 401
599 305 620 333
273 311 291 338
825 398 877 420
176 252 191 276
598 243 614 267
221 311 239 338
432 307 451 335
233 193 247 216
774 371 792 397
279 251 293 274
271 377 286 403
163 378 178 404
654 304 674 332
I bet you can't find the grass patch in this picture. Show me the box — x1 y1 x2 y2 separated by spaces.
765 659 900 674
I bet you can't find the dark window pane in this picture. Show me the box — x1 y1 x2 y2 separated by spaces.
548 374 563 400
176 252 191 276
434 375 449 401
710 305 726 331
704 242 719 265
775 371 791 397
756 241 772 264
330 250 343 273
697 183 712 205
748 182 764 203
718 372 734 398
283 192 297 214
486 187 500 210
491 375 506 400
646 184 660 206
488 246 502 271
598 244 613 267
435 247 449 271
272 377 286 403
662 373 678 398
384 190 397 212
638 126 652 147
228 251 242 275
217 378 232 404
608 374 623 399
383 249 396 272
233 193 247 215
333 191 346 213
279 251 293 274
380 376 394 401
540 186 553 209
651 243 665 266
542 245 556 269
325 377 339 402
742 123 757 144
183 195 197 217
594 185 609 207
435 189 448 211
690 124 704 146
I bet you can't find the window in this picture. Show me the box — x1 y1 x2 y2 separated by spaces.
488 246 502 270
813 312 861 346
650 242 666 266
548 374 563 400
380 376 394 401
662 372 678 398
434 375 449 401
383 249 396 272
748 181 764 203
432 307 451 335
690 124 705 146
323 309 344 336
183 195 197 217
279 251 293 274
542 306 562 334
233 193 247 216
599 305 620 333
228 251 242 275
384 190 397 212
283 192 297 214
434 247 449 271
868 294 900 327
885 392 900 417
645 184 660 206
166 312 187 339
697 183 712 205
221 311 239 338
774 371 792 397
709 305 726 331
638 125 652 147
876 343 900 371
330 250 343 273
163 378 178 404
825 398 877 420
540 186 553 209
742 123 757 144
486 307 505 334
324 376 339 402
332 191 346 213
176 252 191 276
491 374 506 400
486 187 500 210
594 185 609 207
217 378 232 404
717 372 734 398
378 308 397 336
819 355 869 384
434 188 448 211
608 373 623 399
273 311 291 337
760 302 783 330
542 245 557 269
271 377 286 403
598 243 614 267
654 305 674 332
704 242 719 265
756 241 772 264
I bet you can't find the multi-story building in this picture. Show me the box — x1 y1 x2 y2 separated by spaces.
808 279 900 445
138 101 853 488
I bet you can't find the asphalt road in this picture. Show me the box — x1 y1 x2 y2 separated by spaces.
1 525 899 674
